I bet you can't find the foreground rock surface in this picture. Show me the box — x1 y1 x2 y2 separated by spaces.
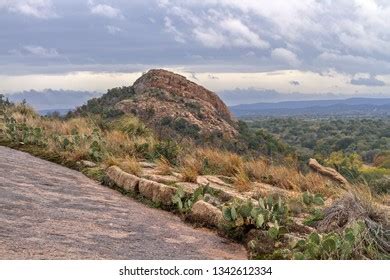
0 146 246 260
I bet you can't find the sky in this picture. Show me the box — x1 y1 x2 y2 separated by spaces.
1 0 390 105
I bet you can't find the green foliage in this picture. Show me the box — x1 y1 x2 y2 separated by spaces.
246 117 390 167
112 116 150 137
290 221 378 259
222 196 289 239
304 208 324 226
4 117 46 147
236 121 293 159
72 86 134 118
302 191 325 206
172 185 211 213
152 140 180 165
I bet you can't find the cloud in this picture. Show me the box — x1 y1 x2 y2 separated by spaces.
1 0 57 19
351 76 386 87
105 25 122 35
192 18 269 49
271 48 301 67
218 18 269 49
164 17 186 43
158 0 390 74
89 3 123 19
23 45 59 57
290 80 300 86
8 45 60 58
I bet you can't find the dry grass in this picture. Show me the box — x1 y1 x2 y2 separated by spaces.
300 172 340 197
104 130 135 155
244 159 269 181
156 157 172 175
117 156 142 176
195 148 244 176
180 156 202 183
262 165 301 191
233 167 252 192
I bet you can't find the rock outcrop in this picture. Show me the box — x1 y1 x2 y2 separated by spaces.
116 69 238 139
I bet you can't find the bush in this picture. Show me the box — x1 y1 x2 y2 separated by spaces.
152 140 181 165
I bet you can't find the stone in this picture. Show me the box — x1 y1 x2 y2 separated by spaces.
143 174 179 185
309 158 349 186
138 178 177 206
188 200 223 227
79 160 97 168
106 166 140 192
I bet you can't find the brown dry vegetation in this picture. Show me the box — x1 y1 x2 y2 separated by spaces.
0 104 353 198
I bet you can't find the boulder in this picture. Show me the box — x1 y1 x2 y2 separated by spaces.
138 178 177 206
188 200 223 227
106 166 140 192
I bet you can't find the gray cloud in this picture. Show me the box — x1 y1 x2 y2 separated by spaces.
290 81 300 86
0 0 389 80
351 76 386 87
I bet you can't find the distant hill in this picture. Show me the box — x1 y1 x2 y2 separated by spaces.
6 89 101 111
230 98 390 117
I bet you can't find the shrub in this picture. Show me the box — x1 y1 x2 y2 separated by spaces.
152 140 181 165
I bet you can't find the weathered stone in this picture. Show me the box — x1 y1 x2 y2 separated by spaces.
189 200 223 227
138 178 177 206
139 161 157 169
309 158 349 186
175 182 199 195
80 160 97 168
106 166 140 192
143 174 179 185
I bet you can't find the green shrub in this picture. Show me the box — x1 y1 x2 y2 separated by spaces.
152 140 180 165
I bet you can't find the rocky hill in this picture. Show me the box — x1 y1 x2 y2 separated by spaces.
75 69 238 140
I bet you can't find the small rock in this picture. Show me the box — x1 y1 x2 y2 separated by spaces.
80 160 97 168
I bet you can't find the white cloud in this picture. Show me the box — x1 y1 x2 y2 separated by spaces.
90 3 123 19
271 48 301 67
105 25 122 35
193 28 226 48
158 0 390 73
0 0 57 19
8 45 60 58
164 17 186 43
219 18 269 49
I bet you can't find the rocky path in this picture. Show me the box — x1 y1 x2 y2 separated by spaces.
0 146 246 260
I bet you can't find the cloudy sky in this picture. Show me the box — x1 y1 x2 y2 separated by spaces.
1 0 390 104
